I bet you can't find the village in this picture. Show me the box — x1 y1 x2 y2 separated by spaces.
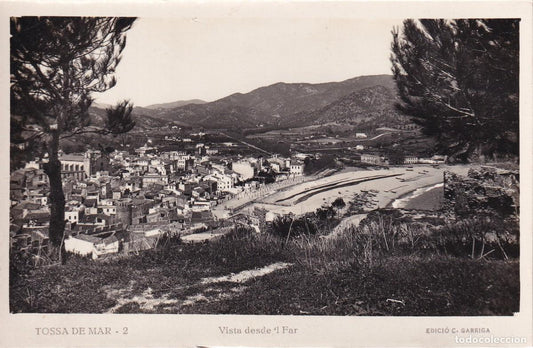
9 137 448 263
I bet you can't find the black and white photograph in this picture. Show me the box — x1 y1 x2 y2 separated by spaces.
2 1 532 347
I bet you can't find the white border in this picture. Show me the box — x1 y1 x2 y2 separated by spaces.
1 1 531 347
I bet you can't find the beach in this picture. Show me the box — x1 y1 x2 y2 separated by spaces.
232 165 472 217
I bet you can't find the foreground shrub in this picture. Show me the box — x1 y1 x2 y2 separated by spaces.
269 215 319 239
434 216 519 259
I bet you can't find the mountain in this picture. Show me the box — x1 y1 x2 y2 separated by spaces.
92 102 113 109
88 75 410 131
222 74 396 121
144 99 206 110
145 74 398 128
88 106 168 130
284 85 410 129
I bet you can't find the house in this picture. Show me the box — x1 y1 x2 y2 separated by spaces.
431 155 448 163
28 191 48 206
64 233 119 259
83 213 110 226
26 168 49 188
289 161 305 176
146 206 176 224
177 157 194 171
268 156 287 170
64 234 99 257
232 161 255 180
142 173 169 186
206 172 234 192
100 205 117 216
59 153 89 181
122 179 141 194
419 156 447 164
270 162 281 173
59 150 110 181
191 199 212 212
404 156 419 165
191 186 206 199
22 210 50 228
65 210 81 224
361 154 387 165
206 148 218 155
112 190 122 200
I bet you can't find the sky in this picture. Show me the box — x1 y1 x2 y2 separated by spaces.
95 17 402 107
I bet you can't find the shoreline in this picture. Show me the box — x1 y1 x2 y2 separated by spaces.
231 165 472 217
387 182 444 209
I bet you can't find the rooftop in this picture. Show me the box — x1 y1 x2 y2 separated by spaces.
60 154 85 162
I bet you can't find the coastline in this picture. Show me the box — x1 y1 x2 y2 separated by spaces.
387 182 444 209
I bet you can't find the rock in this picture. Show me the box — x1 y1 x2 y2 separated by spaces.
443 168 518 218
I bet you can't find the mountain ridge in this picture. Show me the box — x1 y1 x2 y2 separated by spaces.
89 74 411 131
143 74 398 128
144 99 206 110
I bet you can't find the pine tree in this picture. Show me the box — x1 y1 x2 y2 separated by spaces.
11 17 136 249
390 19 519 162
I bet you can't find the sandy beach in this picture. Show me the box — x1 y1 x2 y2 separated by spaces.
233 165 472 217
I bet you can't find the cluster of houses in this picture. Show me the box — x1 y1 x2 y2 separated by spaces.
10 135 448 262
9 144 306 261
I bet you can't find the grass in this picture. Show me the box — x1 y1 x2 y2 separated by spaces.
184 257 519 316
10 212 520 315
10 228 288 313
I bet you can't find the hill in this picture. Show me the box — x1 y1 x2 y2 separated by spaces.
88 105 168 130
144 99 206 110
142 74 400 128
284 85 410 129
86 75 416 133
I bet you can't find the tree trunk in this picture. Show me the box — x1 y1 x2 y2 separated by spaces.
43 133 65 247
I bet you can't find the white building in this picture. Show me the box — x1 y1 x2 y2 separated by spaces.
207 172 234 192
404 156 419 164
270 162 281 173
64 234 119 259
65 210 80 224
268 156 287 172
289 161 305 176
191 200 212 212
206 148 219 155
142 173 169 186
100 205 117 216
25 161 41 170
361 154 386 165
59 153 89 181
232 161 255 180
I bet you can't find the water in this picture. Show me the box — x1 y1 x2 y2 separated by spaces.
391 183 444 209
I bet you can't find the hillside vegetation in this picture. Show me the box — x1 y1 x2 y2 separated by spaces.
89 74 414 131
284 85 409 129
11 207 519 315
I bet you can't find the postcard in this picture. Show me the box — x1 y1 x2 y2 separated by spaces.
1 0 532 347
